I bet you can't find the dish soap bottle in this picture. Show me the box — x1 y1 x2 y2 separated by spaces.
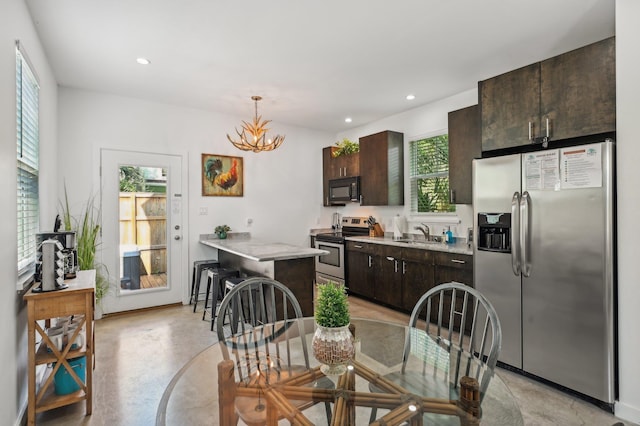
445 226 454 244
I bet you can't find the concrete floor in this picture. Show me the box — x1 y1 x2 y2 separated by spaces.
34 297 635 426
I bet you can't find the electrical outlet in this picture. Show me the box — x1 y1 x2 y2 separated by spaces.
246 218 253 226
199 207 208 215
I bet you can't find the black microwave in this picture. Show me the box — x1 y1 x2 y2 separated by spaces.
328 176 360 204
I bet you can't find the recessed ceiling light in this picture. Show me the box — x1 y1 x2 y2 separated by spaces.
406 94 416 100
136 57 151 65
345 117 352 123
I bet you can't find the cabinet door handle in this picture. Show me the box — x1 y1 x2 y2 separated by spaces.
354 244 363 249
451 259 466 264
545 117 550 138
402 260 406 275
528 121 533 141
394 260 398 273
386 256 395 261
449 189 456 204
368 255 372 268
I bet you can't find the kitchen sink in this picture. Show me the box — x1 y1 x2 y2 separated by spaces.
394 237 443 245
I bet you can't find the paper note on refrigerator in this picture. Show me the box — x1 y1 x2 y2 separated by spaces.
560 143 602 189
524 150 560 191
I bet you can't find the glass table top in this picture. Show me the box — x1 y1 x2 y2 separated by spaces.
157 317 523 425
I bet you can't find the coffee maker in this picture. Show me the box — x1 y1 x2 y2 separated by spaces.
36 231 78 281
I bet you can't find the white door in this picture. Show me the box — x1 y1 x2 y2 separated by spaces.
100 149 186 314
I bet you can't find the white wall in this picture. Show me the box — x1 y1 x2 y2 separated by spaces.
1 1 58 423
57 87 331 302
327 89 478 239
614 0 640 422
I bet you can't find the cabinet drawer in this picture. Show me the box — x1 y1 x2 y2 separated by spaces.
346 241 377 254
402 246 433 263
434 252 472 270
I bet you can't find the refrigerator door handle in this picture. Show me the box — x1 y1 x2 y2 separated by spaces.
520 191 532 277
511 192 521 276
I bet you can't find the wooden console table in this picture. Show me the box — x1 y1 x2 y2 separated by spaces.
24 270 95 425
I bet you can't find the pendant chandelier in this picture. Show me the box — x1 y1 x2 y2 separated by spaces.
227 96 285 153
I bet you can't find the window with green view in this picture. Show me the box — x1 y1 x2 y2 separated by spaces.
409 134 455 213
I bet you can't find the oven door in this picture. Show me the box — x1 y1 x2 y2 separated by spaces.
314 240 345 280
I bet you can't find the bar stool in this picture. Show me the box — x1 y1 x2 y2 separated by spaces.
215 276 248 331
190 260 220 312
202 268 240 324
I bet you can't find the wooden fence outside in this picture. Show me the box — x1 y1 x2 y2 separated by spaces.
119 192 166 275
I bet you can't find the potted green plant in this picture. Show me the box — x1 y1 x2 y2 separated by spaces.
60 185 112 316
215 225 231 239
312 281 355 375
332 138 359 157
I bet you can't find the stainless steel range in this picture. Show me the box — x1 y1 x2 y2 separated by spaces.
314 216 370 286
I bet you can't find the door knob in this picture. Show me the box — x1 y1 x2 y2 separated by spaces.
174 225 180 230
174 235 181 240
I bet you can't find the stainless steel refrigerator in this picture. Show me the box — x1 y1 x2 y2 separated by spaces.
473 140 616 407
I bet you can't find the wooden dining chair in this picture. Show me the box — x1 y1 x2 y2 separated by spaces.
216 277 333 425
369 281 502 423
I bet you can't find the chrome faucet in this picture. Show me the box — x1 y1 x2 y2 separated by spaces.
415 224 430 240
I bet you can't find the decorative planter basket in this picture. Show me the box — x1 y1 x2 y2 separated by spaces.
312 323 355 376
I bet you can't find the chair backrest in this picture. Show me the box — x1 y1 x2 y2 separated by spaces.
403 281 502 398
216 277 309 383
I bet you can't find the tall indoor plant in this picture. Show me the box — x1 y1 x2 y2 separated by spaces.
312 281 355 375
61 185 111 312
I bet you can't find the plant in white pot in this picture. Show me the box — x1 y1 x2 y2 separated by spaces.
312 281 355 376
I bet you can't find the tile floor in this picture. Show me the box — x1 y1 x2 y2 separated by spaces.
34 296 635 426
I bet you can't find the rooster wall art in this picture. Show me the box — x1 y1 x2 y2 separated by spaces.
201 154 243 197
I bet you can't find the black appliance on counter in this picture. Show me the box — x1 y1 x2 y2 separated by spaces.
35 231 78 282
314 216 370 286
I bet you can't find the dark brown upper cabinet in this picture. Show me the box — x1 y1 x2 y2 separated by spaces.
448 105 481 205
480 36 615 152
359 130 404 206
322 146 359 206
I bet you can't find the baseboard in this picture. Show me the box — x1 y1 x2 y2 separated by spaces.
615 401 640 424
16 364 47 426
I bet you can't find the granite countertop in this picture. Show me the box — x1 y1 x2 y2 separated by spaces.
200 235 328 262
345 235 473 256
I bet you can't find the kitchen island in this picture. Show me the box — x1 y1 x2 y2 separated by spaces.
199 234 328 316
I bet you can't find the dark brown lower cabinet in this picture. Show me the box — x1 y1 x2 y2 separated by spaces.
433 252 473 286
346 243 473 320
433 252 474 332
346 241 376 300
401 248 435 312
377 245 403 308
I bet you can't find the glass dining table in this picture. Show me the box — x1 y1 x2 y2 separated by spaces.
156 317 523 425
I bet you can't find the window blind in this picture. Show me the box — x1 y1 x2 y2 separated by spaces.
409 135 454 213
16 44 39 279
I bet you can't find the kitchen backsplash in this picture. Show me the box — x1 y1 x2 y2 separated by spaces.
317 204 474 240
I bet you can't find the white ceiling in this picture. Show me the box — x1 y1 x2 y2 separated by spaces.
25 0 615 133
